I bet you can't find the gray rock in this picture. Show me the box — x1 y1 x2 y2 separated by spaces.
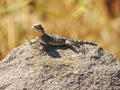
0 40 120 90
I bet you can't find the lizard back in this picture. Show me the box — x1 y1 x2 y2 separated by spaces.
41 33 67 46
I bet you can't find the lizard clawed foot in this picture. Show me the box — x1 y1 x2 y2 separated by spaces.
25 36 32 45
25 36 40 45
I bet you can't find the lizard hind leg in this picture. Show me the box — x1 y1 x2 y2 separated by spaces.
65 39 73 46
65 40 80 53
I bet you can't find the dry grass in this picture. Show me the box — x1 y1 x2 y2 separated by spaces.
0 0 120 60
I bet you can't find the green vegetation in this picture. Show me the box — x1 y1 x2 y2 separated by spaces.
0 0 32 14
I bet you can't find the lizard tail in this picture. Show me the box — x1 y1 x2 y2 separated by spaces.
72 40 98 47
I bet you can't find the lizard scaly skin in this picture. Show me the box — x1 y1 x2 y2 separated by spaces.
32 24 97 47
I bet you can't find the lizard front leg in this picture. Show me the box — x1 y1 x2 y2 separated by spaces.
25 36 41 45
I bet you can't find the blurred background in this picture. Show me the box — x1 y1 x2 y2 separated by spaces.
0 0 120 60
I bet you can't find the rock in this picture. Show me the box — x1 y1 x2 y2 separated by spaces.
0 40 120 90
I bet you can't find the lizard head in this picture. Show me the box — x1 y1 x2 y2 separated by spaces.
32 24 45 35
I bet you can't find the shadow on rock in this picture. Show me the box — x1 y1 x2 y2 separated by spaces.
42 44 78 58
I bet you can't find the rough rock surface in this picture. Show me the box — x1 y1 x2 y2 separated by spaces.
0 40 120 90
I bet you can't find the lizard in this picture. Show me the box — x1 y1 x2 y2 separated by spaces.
31 24 98 47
